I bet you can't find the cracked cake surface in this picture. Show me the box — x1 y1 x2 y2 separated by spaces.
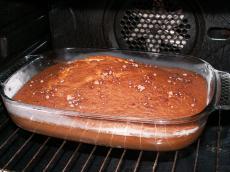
14 55 208 120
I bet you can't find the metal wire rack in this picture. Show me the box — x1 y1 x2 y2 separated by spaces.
0 107 229 172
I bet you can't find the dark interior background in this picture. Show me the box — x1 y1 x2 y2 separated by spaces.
0 0 230 71
0 0 230 171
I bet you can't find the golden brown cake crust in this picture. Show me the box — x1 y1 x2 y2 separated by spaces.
14 55 207 120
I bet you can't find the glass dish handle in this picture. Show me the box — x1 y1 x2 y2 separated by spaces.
217 71 230 110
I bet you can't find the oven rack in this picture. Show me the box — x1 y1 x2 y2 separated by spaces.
0 106 229 172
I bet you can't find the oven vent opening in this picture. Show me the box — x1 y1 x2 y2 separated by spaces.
117 0 197 54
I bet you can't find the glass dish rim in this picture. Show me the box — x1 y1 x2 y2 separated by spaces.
0 48 217 125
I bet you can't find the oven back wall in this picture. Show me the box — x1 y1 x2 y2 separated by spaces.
0 0 50 70
50 0 230 72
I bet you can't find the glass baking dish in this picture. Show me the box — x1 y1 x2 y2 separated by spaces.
1 48 230 151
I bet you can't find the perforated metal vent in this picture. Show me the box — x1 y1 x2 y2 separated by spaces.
116 0 196 53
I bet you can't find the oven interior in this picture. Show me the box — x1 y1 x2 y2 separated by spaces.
0 0 230 171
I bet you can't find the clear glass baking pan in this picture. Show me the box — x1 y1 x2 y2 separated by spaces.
0 48 230 151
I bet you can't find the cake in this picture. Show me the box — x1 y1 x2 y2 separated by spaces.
12 55 208 151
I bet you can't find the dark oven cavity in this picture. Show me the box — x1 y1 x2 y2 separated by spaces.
0 0 230 171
